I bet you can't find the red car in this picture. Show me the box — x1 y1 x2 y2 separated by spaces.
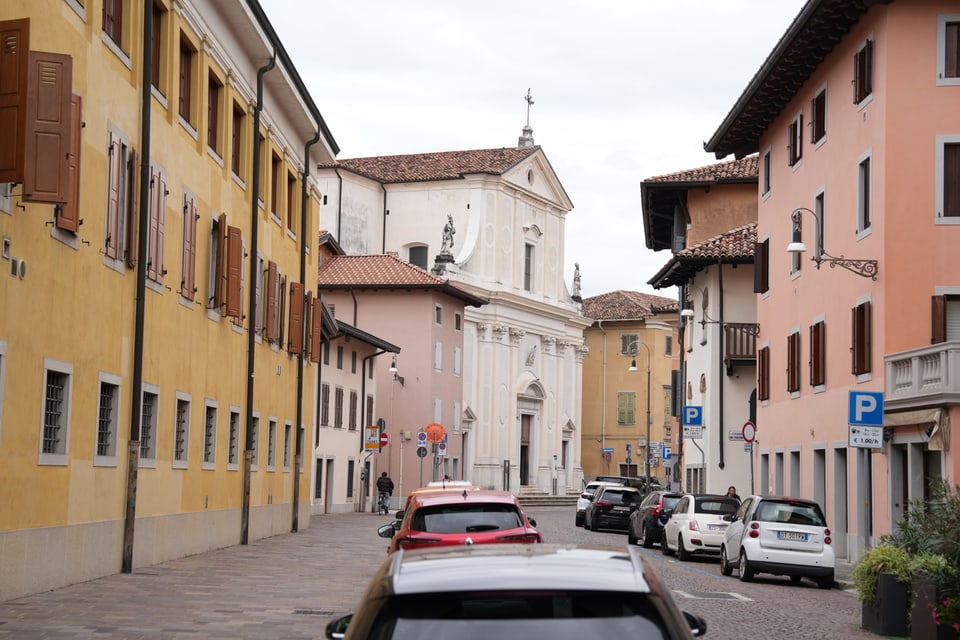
377 489 542 554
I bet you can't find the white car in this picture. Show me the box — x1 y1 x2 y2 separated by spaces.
720 495 835 589
575 481 619 526
661 494 740 560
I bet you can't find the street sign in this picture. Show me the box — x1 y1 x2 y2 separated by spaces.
604 451 612 462
379 432 389 447
683 425 703 439
416 446 428 458
849 391 884 426
425 422 446 443
662 446 672 460
742 421 756 443
849 425 883 448
364 426 381 450
601 447 614 453
437 442 447 456
417 431 427 444
683 405 703 426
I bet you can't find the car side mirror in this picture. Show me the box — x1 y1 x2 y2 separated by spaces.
325 614 352 640
394 510 404 520
528 517 537 527
682 610 708 637
723 513 736 522
378 523 397 538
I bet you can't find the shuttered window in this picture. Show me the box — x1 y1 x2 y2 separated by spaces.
146 164 166 283
309 296 322 363
231 101 244 178
178 34 194 124
810 89 826 144
617 391 636 425
945 21 959 78
0 19 29 184
786 331 801 393
288 281 304 354
265 260 279 342
931 295 960 343
210 213 226 308
944 143 960 218
24 51 72 204
102 0 123 49
56 93 82 232
105 132 123 259
224 225 242 319
753 239 769 294
207 71 221 153
787 113 803 167
852 301 872 375
320 383 330 426
854 38 873 104
758 346 770 402
180 193 197 298
809 321 826 387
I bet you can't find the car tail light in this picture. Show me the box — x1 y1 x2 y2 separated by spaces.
749 521 760 538
595 500 611 507
398 537 441 549
498 533 542 543
688 520 700 531
824 528 832 545
652 506 662 517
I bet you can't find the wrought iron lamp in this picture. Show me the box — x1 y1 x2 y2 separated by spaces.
787 207 878 280
627 339 652 493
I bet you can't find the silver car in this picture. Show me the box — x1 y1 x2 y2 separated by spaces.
574 480 619 526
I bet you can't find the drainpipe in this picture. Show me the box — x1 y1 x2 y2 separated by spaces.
334 168 343 241
717 261 726 472
380 182 387 254
675 286 687 491
597 320 607 458
121 0 154 574
292 129 321 533
242 52 276 546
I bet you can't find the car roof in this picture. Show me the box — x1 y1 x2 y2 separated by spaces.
410 489 520 507
387 544 656 595
746 494 821 506
598 485 642 493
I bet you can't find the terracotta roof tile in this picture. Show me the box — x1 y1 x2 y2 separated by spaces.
676 222 757 260
321 147 541 183
645 155 758 185
581 290 678 322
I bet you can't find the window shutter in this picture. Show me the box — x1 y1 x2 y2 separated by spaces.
947 22 959 78
265 260 278 341
213 212 226 307
758 346 770 402
225 225 242 318
303 289 313 358
125 147 138 268
56 93 81 232
932 295 946 344
155 168 166 279
944 144 960 217
0 19 29 184
864 39 873 96
105 132 121 259
180 195 197 298
147 165 161 280
309 296 322 363
288 281 304 354
24 51 72 204
753 240 769 293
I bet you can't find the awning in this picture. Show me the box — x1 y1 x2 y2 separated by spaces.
884 408 950 451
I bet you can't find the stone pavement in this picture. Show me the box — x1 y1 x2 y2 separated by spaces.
0 511 395 639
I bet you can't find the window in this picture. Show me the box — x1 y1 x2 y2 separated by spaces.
754 238 769 294
409 245 428 270
620 333 639 355
617 391 637 426
435 304 443 325
321 383 330 426
454 346 462 376
207 72 222 154
758 346 770 402
351 350 357 374
523 244 534 291
270 153 281 218
349 390 358 431
809 320 826 388
786 332 800 394
287 281 305 355
180 192 198 299
787 113 803 166
931 295 960 342
455 312 462 331
283 423 292 470
434 340 443 371
937 136 960 220
762 148 771 196
286 171 296 233
146 162 167 284
150 2 165 93
140 389 158 460
852 300 872 375
937 15 960 85
336 345 343 369
209 214 243 318
346 460 355 498
96 375 120 461
104 130 138 266
366 395 374 429
228 410 240 467
664 335 673 357
178 34 196 127
813 191 825 260
334 387 344 428
267 419 276 470
250 415 260 467
174 396 190 465
102 0 124 50
203 403 216 467
810 88 826 144
231 101 245 179
853 37 873 105
858 154 872 232
264 260 283 344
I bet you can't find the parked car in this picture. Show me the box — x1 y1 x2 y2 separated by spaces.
395 482 479 520
592 475 664 493
628 490 685 547
661 494 740 560
583 485 643 532
378 489 542 554
719 495 835 589
575 480 620 526
325 544 708 639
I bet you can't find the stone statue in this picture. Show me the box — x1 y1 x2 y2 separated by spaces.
440 214 455 254
572 262 581 298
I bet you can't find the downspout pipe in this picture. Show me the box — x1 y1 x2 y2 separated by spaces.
335 168 343 241
242 52 276 546
292 129 321 533
122 0 154 574
675 286 687 490
717 261 726 471
380 182 387 254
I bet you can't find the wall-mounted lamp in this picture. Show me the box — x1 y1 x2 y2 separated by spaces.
681 287 720 329
388 357 398 373
787 207 879 280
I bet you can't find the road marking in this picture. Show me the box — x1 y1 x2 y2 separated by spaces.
673 589 753 602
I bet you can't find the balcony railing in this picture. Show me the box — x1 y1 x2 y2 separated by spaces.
884 341 960 410
723 323 759 374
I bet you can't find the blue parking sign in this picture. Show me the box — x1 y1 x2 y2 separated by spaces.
683 406 702 426
848 391 884 426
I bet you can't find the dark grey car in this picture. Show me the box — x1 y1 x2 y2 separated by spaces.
583 485 643 532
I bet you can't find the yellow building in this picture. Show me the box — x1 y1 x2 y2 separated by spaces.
580 291 679 485
0 0 338 600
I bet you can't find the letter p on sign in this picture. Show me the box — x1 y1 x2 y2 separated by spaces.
848 391 884 426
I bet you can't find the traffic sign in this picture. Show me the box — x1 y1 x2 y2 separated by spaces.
683 405 703 426
601 447 614 453
849 391 884 426
417 431 427 444
425 423 446 443
416 446 428 458
849 425 883 448
380 432 389 447
742 421 756 443
662 446 672 460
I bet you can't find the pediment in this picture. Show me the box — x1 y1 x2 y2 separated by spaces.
501 150 573 211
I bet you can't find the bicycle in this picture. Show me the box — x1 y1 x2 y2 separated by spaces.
377 492 391 515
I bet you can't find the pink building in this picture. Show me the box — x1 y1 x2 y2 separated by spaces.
705 1 960 561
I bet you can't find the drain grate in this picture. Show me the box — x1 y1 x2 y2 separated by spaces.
294 609 336 616
674 590 752 601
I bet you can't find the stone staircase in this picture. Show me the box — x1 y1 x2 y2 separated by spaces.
515 486 581 508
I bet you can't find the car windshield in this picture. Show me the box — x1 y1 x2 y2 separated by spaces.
695 497 740 515
412 504 524 533
755 500 827 526
370 591 671 640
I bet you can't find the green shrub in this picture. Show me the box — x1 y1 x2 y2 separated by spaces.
852 544 912 603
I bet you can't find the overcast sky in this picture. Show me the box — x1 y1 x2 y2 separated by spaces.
260 0 807 301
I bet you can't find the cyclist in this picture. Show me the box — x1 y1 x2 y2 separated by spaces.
376 472 394 514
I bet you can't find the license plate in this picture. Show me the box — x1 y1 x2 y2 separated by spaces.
613 506 630 512
778 531 808 541
707 524 723 531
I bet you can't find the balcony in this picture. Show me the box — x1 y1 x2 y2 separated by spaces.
723 323 759 375
884 341 960 411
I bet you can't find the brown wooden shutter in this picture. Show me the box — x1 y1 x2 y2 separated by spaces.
56 93 81 232
181 195 197 298
24 51 72 204
944 144 960 217
852 302 872 375
147 165 161 280
278 274 287 346
932 295 946 344
104 132 121 258
303 289 313 357
288 281 304 354
309 296 322 363
810 322 825 387
947 22 959 79
265 260 278 341
213 212 226 307
225 225 242 318
753 240 769 293
0 19 29 184
787 332 800 393
758 346 770 402
125 146 138 267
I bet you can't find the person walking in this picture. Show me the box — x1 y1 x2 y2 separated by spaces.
726 486 741 501
376 472 395 514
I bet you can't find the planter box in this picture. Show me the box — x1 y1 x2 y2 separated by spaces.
862 572 908 636
912 574 960 640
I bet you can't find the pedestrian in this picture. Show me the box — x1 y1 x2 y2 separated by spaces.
726 485 740 501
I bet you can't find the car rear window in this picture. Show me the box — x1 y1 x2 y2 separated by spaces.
600 490 641 506
754 500 827 526
412 504 524 533
371 591 672 640
694 497 740 515
661 495 682 510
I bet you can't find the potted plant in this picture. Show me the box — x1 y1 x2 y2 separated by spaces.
852 544 912 636
909 554 958 640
